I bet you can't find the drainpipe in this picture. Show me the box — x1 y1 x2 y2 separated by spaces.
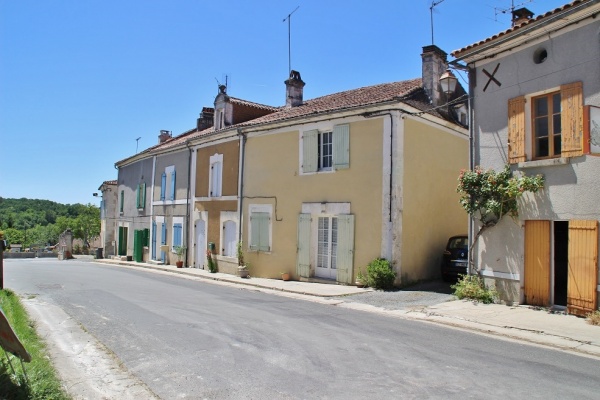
467 66 475 276
237 129 246 243
185 140 192 267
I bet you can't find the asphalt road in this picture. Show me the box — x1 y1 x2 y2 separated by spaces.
4 258 600 399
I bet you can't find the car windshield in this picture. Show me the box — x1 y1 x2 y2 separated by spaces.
448 237 468 249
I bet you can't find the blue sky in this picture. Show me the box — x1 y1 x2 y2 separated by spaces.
0 0 568 206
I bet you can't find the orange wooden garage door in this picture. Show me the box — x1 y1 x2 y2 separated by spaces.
524 220 551 306
567 220 598 316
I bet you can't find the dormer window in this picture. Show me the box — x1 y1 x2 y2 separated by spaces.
215 109 225 130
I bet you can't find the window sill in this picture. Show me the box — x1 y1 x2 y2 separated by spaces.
518 158 570 169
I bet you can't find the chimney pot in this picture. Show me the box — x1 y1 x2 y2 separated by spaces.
512 7 534 26
158 130 172 144
285 70 305 108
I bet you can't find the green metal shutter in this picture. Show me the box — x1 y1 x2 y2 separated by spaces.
250 212 270 251
133 230 143 262
297 214 311 278
303 130 318 173
336 214 355 284
333 124 350 170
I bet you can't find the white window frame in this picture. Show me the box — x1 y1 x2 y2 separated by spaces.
220 211 238 257
300 124 349 175
209 153 223 198
248 204 272 253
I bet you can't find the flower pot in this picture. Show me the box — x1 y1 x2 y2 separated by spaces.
238 268 249 278
176 261 183 268
355 280 365 288
281 273 290 281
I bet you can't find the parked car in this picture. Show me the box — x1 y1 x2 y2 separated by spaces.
441 235 468 282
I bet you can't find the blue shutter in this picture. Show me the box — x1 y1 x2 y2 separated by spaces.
160 223 167 262
151 221 157 259
333 124 350 170
170 170 176 200
160 173 166 200
173 223 182 248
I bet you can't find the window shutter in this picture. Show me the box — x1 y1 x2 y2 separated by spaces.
336 214 355 284
170 171 176 200
211 161 222 197
250 212 270 251
141 183 146 209
561 81 584 158
120 190 124 212
296 214 311 278
160 173 166 200
173 223 182 247
332 124 350 170
223 220 236 256
303 130 318 173
136 185 140 208
507 96 526 163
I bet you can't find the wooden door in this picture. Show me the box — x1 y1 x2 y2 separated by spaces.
524 220 551 306
567 220 598 316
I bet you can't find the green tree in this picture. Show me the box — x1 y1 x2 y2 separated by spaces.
3 227 24 246
72 204 100 249
457 164 545 265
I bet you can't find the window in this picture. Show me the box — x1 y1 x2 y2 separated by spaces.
209 154 223 197
249 205 271 252
508 81 583 163
532 92 561 159
222 220 237 256
215 109 225 130
160 166 176 201
119 190 124 213
172 221 182 250
302 124 350 173
136 182 146 209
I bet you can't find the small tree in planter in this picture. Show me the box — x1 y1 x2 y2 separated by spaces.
237 241 249 278
174 246 186 268
206 249 217 273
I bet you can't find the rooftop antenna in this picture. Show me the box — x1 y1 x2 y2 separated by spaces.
430 0 446 45
494 0 534 24
283 6 300 75
135 137 141 153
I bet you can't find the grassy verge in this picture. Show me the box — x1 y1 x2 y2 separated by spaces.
0 289 70 400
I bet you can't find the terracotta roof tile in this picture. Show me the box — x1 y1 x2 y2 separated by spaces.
451 0 591 58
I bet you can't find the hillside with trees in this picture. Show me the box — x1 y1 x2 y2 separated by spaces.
0 197 100 250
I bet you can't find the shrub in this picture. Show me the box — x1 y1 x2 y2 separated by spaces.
366 258 396 290
587 310 600 326
451 274 498 304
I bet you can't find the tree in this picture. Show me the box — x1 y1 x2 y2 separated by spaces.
457 164 545 266
72 204 100 249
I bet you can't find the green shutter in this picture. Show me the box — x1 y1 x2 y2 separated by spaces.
250 212 270 252
297 214 311 278
336 214 355 284
136 185 140 208
120 190 124 213
333 124 350 170
303 130 318 173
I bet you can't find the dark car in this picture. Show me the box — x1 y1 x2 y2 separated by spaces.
441 235 469 282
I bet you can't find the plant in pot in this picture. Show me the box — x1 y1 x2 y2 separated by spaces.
174 245 186 268
355 269 367 288
280 272 290 281
237 241 249 278
206 249 217 273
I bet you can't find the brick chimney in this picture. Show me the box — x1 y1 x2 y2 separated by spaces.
421 45 448 108
197 107 214 131
158 130 172 144
285 70 305 107
512 7 534 27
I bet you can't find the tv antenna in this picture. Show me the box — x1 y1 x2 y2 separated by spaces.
135 137 141 153
494 0 533 24
430 0 446 45
283 6 300 75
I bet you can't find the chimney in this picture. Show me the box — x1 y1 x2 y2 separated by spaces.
285 70 305 107
158 130 172 144
197 107 214 131
421 45 448 108
511 7 534 27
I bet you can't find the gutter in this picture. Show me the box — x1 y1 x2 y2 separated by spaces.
185 140 192 267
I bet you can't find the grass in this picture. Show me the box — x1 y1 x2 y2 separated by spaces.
587 310 600 326
0 289 70 400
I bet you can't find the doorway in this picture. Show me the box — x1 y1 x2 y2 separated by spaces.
553 221 568 307
315 216 337 279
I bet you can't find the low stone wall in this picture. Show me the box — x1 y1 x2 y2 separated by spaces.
3 252 58 259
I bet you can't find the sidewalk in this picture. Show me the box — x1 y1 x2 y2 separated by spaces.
94 258 600 358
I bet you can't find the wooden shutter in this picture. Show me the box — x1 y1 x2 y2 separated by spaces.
524 220 551 306
297 214 311 278
210 161 222 197
160 173 166 200
507 96 526 163
173 223 182 247
333 124 350 170
567 220 598 316
250 212 270 251
302 130 318 173
170 171 176 200
561 81 584 158
336 214 355 284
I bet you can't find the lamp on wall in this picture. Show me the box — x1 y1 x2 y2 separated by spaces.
439 69 458 96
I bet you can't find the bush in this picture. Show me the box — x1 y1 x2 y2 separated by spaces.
451 274 498 304
366 258 396 290
587 310 600 326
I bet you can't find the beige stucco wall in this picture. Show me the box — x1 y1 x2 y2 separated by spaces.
401 117 469 283
242 117 384 279
195 140 239 197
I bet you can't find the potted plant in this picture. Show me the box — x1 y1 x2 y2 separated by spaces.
355 269 367 288
174 245 186 268
237 241 249 278
281 272 290 281
206 249 217 273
